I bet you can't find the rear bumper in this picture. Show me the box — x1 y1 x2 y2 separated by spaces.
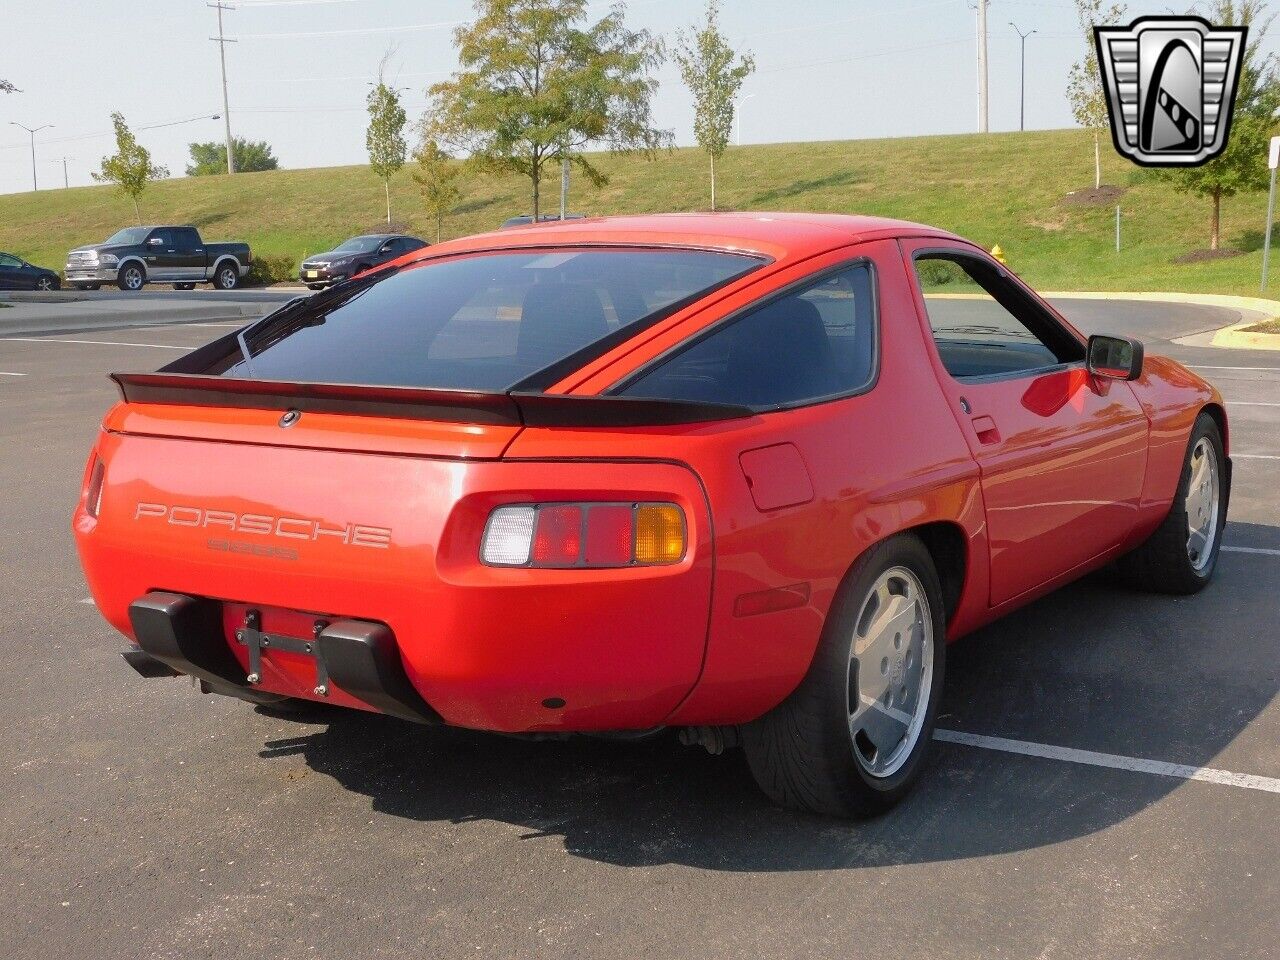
75 438 714 733
128 591 442 723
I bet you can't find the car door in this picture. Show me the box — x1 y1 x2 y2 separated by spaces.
0 253 25 289
901 239 1149 606
375 238 400 266
143 228 180 280
172 228 206 280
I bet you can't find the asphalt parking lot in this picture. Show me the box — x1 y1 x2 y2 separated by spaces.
1 297 1276 960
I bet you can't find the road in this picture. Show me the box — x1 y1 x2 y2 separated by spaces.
0 295 1276 960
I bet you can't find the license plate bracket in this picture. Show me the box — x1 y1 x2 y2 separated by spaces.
234 609 331 696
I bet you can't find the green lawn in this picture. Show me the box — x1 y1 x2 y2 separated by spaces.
1 128 1277 295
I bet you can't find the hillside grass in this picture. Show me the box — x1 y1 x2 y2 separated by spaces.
1 128 1276 295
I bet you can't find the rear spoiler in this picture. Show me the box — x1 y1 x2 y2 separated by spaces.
109 372 756 428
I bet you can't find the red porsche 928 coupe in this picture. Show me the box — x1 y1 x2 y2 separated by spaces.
74 214 1229 817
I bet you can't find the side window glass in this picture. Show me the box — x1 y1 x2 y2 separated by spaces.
913 253 1084 379
175 228 200 250
149 230 170 247
620 263 877 409
0 254 21 268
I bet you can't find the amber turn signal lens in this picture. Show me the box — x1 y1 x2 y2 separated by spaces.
633 504 685 565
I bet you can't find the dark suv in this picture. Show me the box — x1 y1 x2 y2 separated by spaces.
299 234 428 289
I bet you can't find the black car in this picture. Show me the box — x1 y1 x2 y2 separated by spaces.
299 234 428 289
499 213 587 228
0 251 60 291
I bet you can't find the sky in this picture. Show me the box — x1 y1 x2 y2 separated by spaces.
0 0 1267 196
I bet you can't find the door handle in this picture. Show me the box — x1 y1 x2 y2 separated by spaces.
971 415 1001 445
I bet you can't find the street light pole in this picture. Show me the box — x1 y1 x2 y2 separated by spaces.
1010 22 1036 132
976 0 989 132
8 122 53 192
209 2 237 174
736 93 754 146
60 157 71 189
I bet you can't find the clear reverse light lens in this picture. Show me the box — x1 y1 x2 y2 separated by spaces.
481 505 537 566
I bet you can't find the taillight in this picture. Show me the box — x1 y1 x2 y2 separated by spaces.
85 456 105 518
481 502 686 568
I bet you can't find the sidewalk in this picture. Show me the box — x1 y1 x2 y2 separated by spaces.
0 297 271 337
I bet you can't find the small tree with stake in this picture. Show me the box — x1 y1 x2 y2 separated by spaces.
1157 0 1280 252
1067 0 1127 191
674 0 754 211
428 0 669 222
92 112 168 224
412 139 463 242
367 60 408 226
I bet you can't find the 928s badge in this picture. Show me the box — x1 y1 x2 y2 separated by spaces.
1095 16 1247 167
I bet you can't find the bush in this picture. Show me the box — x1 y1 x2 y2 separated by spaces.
245 254 296 286
915 259 957 287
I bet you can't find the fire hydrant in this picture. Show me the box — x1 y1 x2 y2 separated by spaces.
989 244 1007 265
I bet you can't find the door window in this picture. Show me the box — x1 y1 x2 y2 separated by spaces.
0 254 21 268
619 262 877 409
148 229 172 248
173 228 201 250
912 252 1083 379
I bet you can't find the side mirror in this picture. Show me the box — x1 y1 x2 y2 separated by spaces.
147 237 163 246
1087 334 1144 381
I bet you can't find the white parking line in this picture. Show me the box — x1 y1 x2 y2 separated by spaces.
934 729 1280 794
1223 545 1280 556
0 337 186 350
1229 402 1280 407
78 597 95 605
0 371 27 376
1233 454 1280 460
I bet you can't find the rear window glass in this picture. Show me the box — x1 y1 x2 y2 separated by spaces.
214 249 761 390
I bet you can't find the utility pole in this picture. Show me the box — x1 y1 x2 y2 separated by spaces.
209 2 237 174
60 156 72 189
1010 22 1036 132
976 0 989 133
8 122 53 191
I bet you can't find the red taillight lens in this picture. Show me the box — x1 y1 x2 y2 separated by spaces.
584 505 633 566
481 502 685 568
85 457 105 518
531 505 583 566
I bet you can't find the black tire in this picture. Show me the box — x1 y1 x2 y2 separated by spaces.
212 262 239 290
174 282 196 291
307 283 324 291
741 534 947 818
117 263 145 291
35 275 59 291
75 282 101 291
1117 412 1228 594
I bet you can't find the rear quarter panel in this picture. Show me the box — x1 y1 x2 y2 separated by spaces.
510 239 988 725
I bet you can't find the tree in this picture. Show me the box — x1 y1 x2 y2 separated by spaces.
412 139 464 242
367 57 408 225
428 0 669 221
674 0 754 211
1 79 17 94
186 137 279 176
91 112 168 224
1158 1 1280 251
1067 0 1127 190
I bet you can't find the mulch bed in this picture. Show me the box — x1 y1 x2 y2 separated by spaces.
1061 185 1127 206
1171 248 1244 264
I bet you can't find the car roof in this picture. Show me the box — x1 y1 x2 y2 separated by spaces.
413 212 964 265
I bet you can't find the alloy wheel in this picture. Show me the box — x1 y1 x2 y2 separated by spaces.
1185 437 1220 571
846 566 935 778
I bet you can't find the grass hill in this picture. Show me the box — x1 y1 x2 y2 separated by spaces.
1 128 1275 295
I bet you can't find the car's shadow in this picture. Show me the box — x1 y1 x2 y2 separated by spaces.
258 524 1278 871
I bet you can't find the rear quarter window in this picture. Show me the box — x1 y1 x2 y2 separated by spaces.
618 262 877 410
